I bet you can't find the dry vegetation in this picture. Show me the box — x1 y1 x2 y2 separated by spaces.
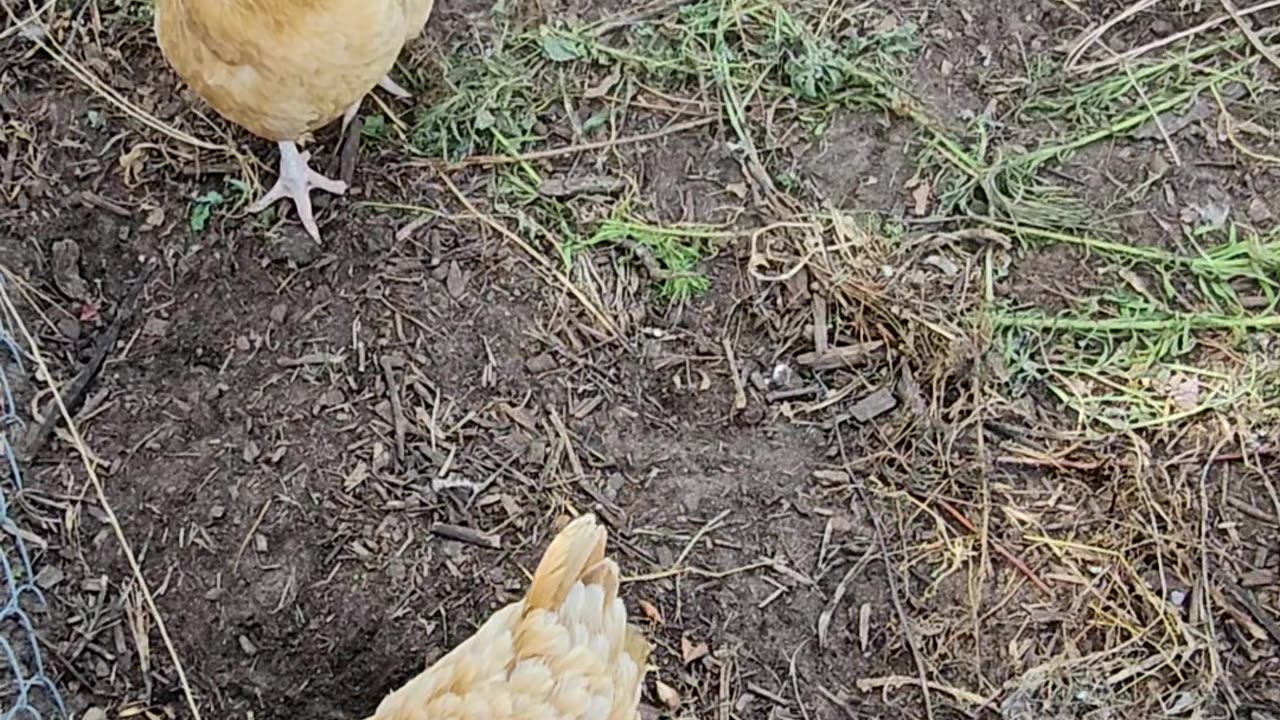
2 0 1279 718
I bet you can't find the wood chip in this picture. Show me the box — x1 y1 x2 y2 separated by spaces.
795 341 884 371
849 387 897 423
430 523 501 550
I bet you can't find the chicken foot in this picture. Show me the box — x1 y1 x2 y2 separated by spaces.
249 140 348 243
340 74 413 136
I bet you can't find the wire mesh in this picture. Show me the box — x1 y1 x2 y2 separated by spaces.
0 281 66 720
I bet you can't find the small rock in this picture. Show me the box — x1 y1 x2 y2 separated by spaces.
445 260 467 298
83 708 107 720
243 440 261 463
209 504 226 520
35 565 64 589
770 362 798 390
254 534 269 553
235 335 251 351
269 302 289 324
238 634 258 656
203 382 229 401
1247 197 1273 224
51 239 90 301
265 230 322 265
56 316 81 341
317 388 346 408
142 317 171 338
605 473 626 501
526 353 557 374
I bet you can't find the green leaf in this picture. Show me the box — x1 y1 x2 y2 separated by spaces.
539 27 581 62
362 114 387 138
189 191 225 233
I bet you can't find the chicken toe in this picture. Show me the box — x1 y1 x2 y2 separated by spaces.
377 74 412 98
249 140 348 243
340 98 364 137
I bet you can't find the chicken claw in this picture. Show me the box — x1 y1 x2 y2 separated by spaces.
377 74 412 98
249 140 347 243
340 75 411 136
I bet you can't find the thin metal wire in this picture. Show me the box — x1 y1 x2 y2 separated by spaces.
0 277 66 720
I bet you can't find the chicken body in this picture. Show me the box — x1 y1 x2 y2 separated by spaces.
366 515 651 720
154 0 436 241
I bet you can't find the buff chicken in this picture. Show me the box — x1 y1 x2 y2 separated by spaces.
364 514 652 720
154 0 436 242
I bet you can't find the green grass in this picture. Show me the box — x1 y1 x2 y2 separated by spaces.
396 0 1279 429
397 0 918 304
918 36 1260 233
990 221 1280 430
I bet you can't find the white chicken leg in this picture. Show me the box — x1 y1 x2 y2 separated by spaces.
341 74 413 135
249 141 348 243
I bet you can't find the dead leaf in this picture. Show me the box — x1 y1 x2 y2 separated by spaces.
655 680 681 710
583 66 621 98
639 599 664 625
118 144 149 187
681 636 709 664
910 181 931 216
446 261 467 298
51 239 89 301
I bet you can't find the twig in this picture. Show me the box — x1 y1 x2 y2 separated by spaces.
855 675 989 707
817 552 872 648
1198 438 1230 698
930 496 1054 597
431 523 502 549
1219 0 1280 74
21 265 154 461
1065 0 1161 70
835 426 935 720
722 337 747 412
788 641 812 720
380 355 407 465
230 498 273 575
440 174 620 339
1070 1 1280 75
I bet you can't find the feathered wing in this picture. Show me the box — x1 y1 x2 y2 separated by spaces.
368 515 651 720
153 0 408 140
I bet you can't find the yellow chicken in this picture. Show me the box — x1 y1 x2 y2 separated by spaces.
154 0 435 242
365 514 652 720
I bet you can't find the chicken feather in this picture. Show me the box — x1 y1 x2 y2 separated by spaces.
154 0 436 241
366 515 651 720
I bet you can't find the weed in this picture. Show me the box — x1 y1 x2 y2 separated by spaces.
189 190 225 233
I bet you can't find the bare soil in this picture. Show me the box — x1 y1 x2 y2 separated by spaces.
3 0 1279 719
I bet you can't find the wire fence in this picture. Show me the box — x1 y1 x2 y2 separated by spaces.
0 282 66 720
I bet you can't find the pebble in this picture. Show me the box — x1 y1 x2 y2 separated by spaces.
1247 196 1272 224
526 353 557 373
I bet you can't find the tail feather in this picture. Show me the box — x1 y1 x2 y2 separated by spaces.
623 624 652 668
580 559 620 604
524 514 608 612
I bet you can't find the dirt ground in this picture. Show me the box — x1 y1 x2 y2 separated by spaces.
3 0 1280 719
